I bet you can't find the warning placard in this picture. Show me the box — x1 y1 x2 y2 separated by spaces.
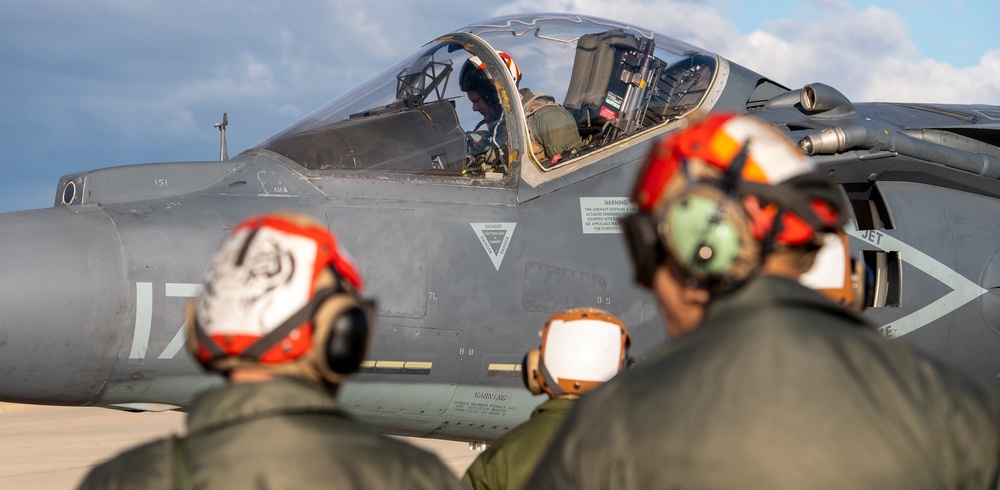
470 223 517 270
580 197 636 234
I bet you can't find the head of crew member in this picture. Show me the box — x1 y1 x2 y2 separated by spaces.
527 112 1000 489
621 111 846 339
460 50 520 126
78 211 465 490
462 307 631 490
460 50 583 169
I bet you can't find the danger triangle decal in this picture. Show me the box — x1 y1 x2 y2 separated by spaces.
471 223 517 271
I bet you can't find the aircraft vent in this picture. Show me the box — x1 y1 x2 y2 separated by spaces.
862 250 901 309
841 183 901 310
799 83 855 117
842 183 894 231
60 180 77 206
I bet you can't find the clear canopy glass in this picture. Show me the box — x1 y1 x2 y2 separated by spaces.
257 13 718 180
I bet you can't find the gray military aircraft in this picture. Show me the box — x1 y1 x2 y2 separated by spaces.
2 13 999 443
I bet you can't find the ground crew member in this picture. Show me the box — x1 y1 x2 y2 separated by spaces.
78 211 464 489
528 112 1000 489
462 308 631 490
460 51 583 169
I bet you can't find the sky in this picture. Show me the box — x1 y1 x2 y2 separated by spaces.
1 0 997 213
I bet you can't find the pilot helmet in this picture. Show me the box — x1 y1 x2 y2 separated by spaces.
185 211 374 387
460 50 522 109
622 111 847 289
523 308 631 398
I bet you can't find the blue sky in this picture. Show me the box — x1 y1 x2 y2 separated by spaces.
723 0 996 68
1 0 997 213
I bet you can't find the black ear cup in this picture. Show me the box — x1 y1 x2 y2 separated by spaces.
620 211 665 287
312 292 373 379
522 349 543 395
325 306 370 375
621 332 634 370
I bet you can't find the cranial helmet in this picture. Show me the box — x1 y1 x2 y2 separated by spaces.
523 308 631 398
460 50 522 109
621 112 847 289
185 211 374 386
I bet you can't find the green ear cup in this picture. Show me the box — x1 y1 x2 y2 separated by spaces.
666 193 742 277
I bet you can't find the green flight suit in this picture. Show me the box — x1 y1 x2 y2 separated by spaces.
78 376 464 489
520 88 583 166
463 397 574 490
528 275 1000 489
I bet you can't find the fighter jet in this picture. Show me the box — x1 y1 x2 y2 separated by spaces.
2 13 999 443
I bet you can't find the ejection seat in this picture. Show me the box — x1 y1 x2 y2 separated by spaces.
563 30 715 153
563 29 641 146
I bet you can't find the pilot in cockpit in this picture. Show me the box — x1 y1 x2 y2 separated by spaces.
460 51 583 171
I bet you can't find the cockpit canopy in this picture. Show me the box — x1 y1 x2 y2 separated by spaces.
257 13 721 181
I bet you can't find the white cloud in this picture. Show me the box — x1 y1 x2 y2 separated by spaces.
492 0 1000 105
864 49 1000 105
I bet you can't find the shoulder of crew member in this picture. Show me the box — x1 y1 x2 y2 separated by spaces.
525 106 583 160
77 437 177 490
463 445 506 490
706 275 1000 441
367 437 468 489
875 334 1000 481
926 357 1000 467
184 376 340 431
463 397 577 489
525 377 636 489
183 378 464 489
700 274 869 328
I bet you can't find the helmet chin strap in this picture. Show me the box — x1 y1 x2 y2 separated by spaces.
537 358 567 397
200 285 347 387
720 141 750 195
195 287 340 368
685 141 749 268
238 287 339 360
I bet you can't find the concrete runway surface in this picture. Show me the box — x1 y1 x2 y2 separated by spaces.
0 402 477 489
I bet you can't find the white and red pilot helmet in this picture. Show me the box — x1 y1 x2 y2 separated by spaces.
523 307 632 398
184 211 374 386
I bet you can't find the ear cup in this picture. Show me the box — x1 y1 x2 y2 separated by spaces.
660 184 758 285
312 293 372 380
523 349 543 395
620 211 665 287
621 331 634 371
326 307 370 374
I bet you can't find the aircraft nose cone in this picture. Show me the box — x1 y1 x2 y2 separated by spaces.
0 206 125 404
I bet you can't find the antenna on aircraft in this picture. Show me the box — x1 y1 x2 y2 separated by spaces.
214 112 229 161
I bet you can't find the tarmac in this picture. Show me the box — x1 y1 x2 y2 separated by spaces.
0 402 477 489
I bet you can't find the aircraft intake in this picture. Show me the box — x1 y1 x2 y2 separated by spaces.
0 206 126 404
